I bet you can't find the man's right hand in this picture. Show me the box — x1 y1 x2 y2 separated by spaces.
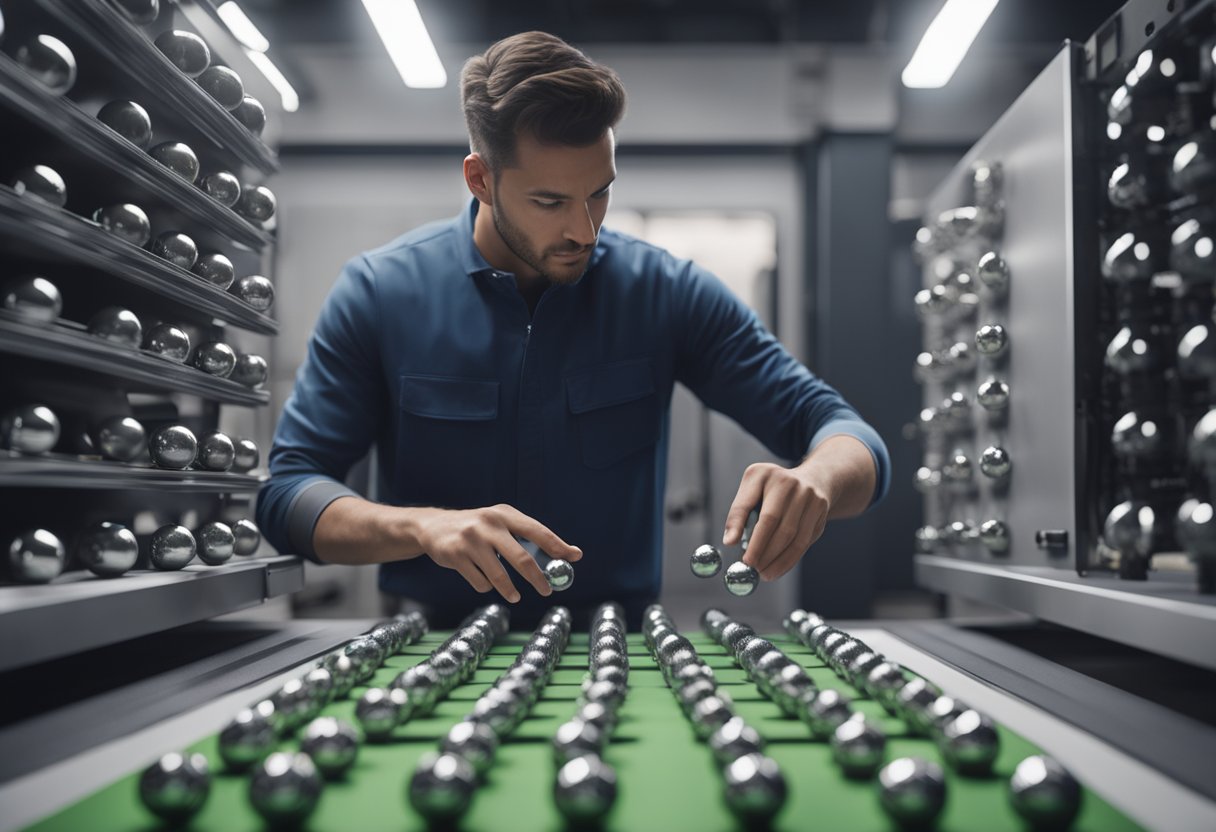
413 504 582 603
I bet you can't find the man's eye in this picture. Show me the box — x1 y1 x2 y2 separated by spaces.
534 199 560 209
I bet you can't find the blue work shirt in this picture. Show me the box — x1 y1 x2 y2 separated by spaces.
257 199 890 624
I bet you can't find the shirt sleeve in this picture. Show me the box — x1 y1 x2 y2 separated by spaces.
671 260 890 509
256 255 388 560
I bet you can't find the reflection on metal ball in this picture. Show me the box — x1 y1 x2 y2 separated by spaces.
143 324 191 363
75 522 139 577
191 341 237 377
236 185 276 223
87 306 143 349
95 416 147 462
197 432 235 472
150 425 197 470
200 172 241 207
93 204 151 247
15 35 77 95
197 65 244 110
154 30 211 77
232 437 260 473
193 253 235 289
2 276 61 323
233 275 275 311
233 519 261 556
1103 500 1157 557
234 96 267 136
975 377 1009 412
1111 412 1165 459
97 100 153 149
151 232 198 269
11 164 66 207
197 522 235 565
150 142 200 183
0 405 60 453
230 354 268 389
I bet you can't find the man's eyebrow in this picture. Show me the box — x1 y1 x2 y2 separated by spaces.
527 177 616 200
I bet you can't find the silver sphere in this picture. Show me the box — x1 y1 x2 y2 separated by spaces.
878 757 947 829
1105 326 1160 375
975 323 1009 357
979 446 1012 479
940 709 1000 776
1171 217 1215 279
234 96 267 136
545 558 574 591
724 561 759 596
1108 159 1150 210
979 519 1011 554
75 522 139 577
972 160 1003 207
2 276 62 323
15 35 76 95
1191 409 1216 468
197 522 235 565
154 30 210 77
151 231 198 269
1178 324 1216 379
232 519 261 556
191 341 237 377
93 204 151 246
553 718 605 767
1177 500 1216 559
1009 755 1082 830
88 307 143 349
193 253 235 289
6 529 65 583
95 416 147 462
1102 231 1155 283
249 752 322 827
832 716 887 778
218 707 276 772
1103 500 1156 557
233 275 275 311
149 142 200 183
802 689 853 740
709 716 765 768
914 525 941 554
914 350 952 384
356 686 409 740
1 405 60 453
722 753 787 823
914 284 953 318
138 751 210 822
408 751 477 822
232 437 260 472
196 65 244 110
196 431 235 472
691 543 722 577
914 466 941 493
300 717 360 780
143 324 191 363
941 450 973 486
1111 411 1164 458
1171 137 1216 195
555 754 618 824
149 524 195 570
237 184 276 222
230 353 268 389
11 164 67 207
97 100 152 149
440 719 498 777
895 678 942 734
149 425 197 470
976 377 1010 412
948 340 976 376
977 251 1009 293
200 172 241 207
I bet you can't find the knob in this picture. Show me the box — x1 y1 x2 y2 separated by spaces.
979 519 1011 554
979 446 1011 479
1111 411 1166 459
976 377 1010 412
976 251 1008 295
1103 500 1157 557
974 324 1008 357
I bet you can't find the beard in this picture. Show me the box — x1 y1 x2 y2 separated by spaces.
492 200 592 285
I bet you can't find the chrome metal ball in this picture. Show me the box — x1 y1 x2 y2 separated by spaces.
15 35 76 95
151 232 198 269
231 353 268 388
974 323 1008 357
722 753 787 823
95 415 146 461
979 519 1011 554
1102 231 1155 283
143 324 191 362
1103 500 1156 557
234 95 268 135
196 65 244 109
545 558 574 591
1191 408 1216 468
1176 500 1216 559
232 519 261 555
1111 411 1164 458
977 250 1009 294
440 719 497 777
191 341 236 377
249 752 322 827
802 688 853 740
149 524 195 570
219 706 276 772
193 253 235 289
832 716 887 778
88 307 143 349
976 377 1010 412
895 678 941 734
97 100 152 149
1105 326 1160 375
408 751 477 822
154 30 210 77
979 446 1011 479
112 0 160 25
149 142 200 183
300 717 360 780
709 716 765 768
0 405 60 453
940 709 1000 776
1108 159 1150 210
724 561 759 596
11 164 66 207
236 184 276 222
6 529 65 583
149 425 197 469
941 450 973 486
691 543 722 577
75 522 139 577
2 275 62 323
197 521 235 565
232 437 259 472
93 204 151 247
138 751 210 822
1171 136 1216 195
1178 324 1216 379
232 274 275 310
555 754 617 824
357 687 409 741
1170 217 1214 279
878 757 947 829
914 525 941 554
199 172 241 207
1008 755 1082 830
196 431 235 471
914 466 941 494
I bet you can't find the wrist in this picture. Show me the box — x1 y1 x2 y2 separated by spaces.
387 506 436 560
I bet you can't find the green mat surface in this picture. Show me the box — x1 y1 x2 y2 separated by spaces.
27 631 1143 832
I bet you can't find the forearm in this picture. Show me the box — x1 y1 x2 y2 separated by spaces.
312 496 435 565
797 434 878 519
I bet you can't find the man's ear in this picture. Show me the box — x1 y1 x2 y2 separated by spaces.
463 154 494 206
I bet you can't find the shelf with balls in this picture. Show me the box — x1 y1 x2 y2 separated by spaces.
29 0 279 176
0 452 264 492
0 186 278 335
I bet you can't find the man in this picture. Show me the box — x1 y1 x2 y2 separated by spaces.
257 32 890 629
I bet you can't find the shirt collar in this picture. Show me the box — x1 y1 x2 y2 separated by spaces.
457 198 607 282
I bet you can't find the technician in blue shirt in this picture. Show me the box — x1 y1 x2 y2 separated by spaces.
258 31 890 628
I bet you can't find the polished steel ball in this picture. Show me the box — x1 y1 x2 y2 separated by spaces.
1111 411 1165 458
232 519 261 556
95 416 147 462
138 751 210 822
1191 408 1216 468
149 425 197 469
1102 231 1155 283
93 204 151 246
723 753 787 823
545 558 574 591
947 341 976 376
151 231 198 269
0 405 60 453
866 662 909 711
234 96 267 135
690 543 722 577
149 142 200 183
196 431 235 472
1009 755 1082 830
408 751 477 822
940 709 1000 776
878 757 947 829
230 353 268 389
11 164 66 207
191 341 237 377
193 253 235 289
237 184 277 222
6 529 65 583
979 446 1011 479
913 284 953 319
976 377 1010 412
149 524 195 570
232 437 260 472
154 30 211 77
268 679 312 734
555 754 618 824
724 561 759 596
709 716 765 768
975 323 1009 357
218 706 275 772
357 686 409 741
1178 324 1216 379
1170 217 1214 279
2 276 62 323
894 678 941 734
979 519 1011 554
692 695 737 739
112 0 160 25
913 466 941 494
15 35 76 95
977 250 1009 294
196 65 244 109
802 688 853 740
939 391 971 428
197 522 235 565
76 522 139 577
1103 500 1156 557
927 695 968 737
1108 159 1150 209
143 324 191 362
1105 326 1160 375
914 350 952 384
553 718 605 766
249 752 322 826
1171 136 1216 195
322 653 360 699
344 637 384 682
88 307 143 349
832 716 887 778
915 525 941 555
97 100 152 149
300 717 360 780
232 274 275 310
1176 500 1216 559
440 719 498 777
941 450 973 486
199 172 241 207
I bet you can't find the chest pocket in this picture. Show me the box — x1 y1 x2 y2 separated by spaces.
565 358 660 469
398 374 498 506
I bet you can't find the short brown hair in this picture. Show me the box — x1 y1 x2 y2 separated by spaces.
461 32 626 170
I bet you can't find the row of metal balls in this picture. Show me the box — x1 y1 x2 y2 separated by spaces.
408 606 572 823
0 405 259 473
784 609 1084 830
644 604 789 824
6 516 261 583
139 612 430 826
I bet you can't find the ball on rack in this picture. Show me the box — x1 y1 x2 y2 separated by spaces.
555 754 618 824
154 30 211 78
2 276 62 323
237 184 277 223
149 425 198 470
234 96 267 136
1009 755 1082 830
15 35 76 95
199 172 241 207
97 100 152 149
832 715 887 779
232 275 275 311
196 522 235 565
300 717 360 780
93 204 151 247
232 519 261 556
191 341 237 377
149 524 196 570
197 432 235 472
151 231 198 270
230 353 268 389
218 706 276 772
407 751 477 823
722 753 787 823
196 65 244 110
88 307 143 350
192 253 236 289
138 751 210 822
6 528 65 583
0 404 60 454
10 164 67 207
150 142 201 184
143 324 191 363
112 0 160 26
232 437 260 473
76 522 139 577
249 751 323 826
878 757 947 829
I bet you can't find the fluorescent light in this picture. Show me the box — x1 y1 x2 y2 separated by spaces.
902 0 1000 89
246 49 298 112
217 2 270 53
361 0 447 89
